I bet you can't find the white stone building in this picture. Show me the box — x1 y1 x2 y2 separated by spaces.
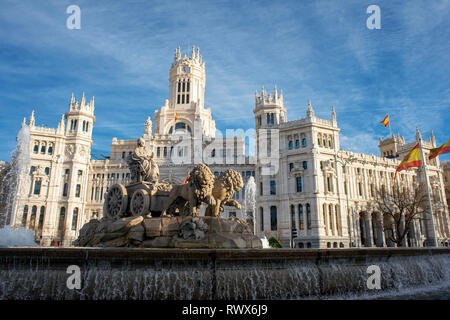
8 47 450 248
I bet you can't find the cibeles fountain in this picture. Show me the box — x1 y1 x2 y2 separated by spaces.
1 134 450 300
74 138 262 249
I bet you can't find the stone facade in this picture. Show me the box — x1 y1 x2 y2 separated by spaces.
8 47 450 248
443 161 450 208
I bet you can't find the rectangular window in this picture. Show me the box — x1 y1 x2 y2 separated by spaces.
260 182 263 196
75 184 81 198
296 177 302 192
306 204 311 229
182 94 185 104
186 94 189 104
270 180 276 195
33 180 41 195
71 208 78 231
303 161 307 170
177 95 180 104
270 206 277 231
63 183 68 197
327 177 332 192
289 163 294 171
298 205 304 230
260 208 264 231
295 140 300 148
288 141 293 149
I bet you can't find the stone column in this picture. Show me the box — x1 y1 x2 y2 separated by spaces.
375 212 385 247
364 211 374 247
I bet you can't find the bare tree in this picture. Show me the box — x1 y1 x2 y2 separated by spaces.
372 182 429 247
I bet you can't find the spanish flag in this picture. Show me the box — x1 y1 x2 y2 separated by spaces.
429 139 450 159
174 112 178 122
394 143 422 179
380 114 389 127
184 174 190 184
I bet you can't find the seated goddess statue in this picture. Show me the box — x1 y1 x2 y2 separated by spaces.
127 138 159 183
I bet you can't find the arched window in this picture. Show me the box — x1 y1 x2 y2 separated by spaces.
303 161 307 170
296 177 302 192
270 206 277 231
47 143 53 155
174 122 191 133
335 205 341 235
260 207 264 231
22 205 28 226
33 180 41 195
295 139 300 148
40 142 46 154
75 184 81 197
329 204 334 234
38 206 45 230
72 208 79 231
33 142 39 153
290 205 296 230
288 140 293 149
298 204 304 230
59 207 66 231
306 204 311 229
302 138 307 147
45 167 50 175
62 183 68 197
163 147 167 157
30 206 37 229
270 180 276 195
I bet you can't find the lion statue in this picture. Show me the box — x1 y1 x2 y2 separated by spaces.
205 169 244 217
161 164 215 217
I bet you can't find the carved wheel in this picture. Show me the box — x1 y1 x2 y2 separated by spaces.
105 184 128 218
130 189 150 216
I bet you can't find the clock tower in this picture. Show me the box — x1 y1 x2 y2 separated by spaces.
169 46 206 110
153 46 215 137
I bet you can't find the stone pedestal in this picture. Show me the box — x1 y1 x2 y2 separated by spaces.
74 216 262 249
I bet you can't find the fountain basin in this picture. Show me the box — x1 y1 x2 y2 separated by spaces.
0 247 449 299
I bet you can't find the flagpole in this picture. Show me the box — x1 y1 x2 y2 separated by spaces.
417 129 438 247
388 113 393 137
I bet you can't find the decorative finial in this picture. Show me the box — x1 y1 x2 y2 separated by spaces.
29 110 35 126
306 100 314 118
415 127 422 141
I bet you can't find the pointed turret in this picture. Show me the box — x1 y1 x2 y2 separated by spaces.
430 130 436 147
306 100 314 118
415 127 422 141
331 106 336 124
80 92 85 107
28 110 35 127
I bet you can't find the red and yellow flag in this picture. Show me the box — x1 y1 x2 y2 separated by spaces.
429 139 450 159
184 174 190 184
395 143 422 179
380 114 389 127
174 112 178 122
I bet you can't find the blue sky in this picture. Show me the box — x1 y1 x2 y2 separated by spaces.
0 0 449 161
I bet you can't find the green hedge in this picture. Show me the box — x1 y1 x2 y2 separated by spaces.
268 236 283 248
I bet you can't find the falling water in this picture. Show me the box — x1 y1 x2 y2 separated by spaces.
0 123 36 246
243 176 256 233
0 123 31 227
0 249 448 299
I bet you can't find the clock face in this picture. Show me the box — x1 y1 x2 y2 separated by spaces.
181 66 189 73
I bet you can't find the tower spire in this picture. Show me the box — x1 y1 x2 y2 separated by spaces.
28 110 35 126
306 100 314 118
